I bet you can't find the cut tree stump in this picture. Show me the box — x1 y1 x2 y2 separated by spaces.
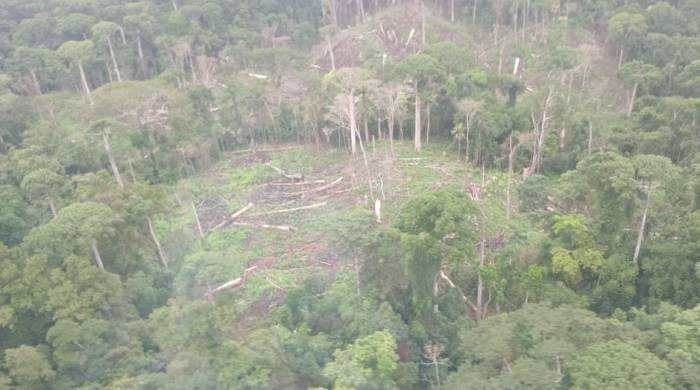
266 163 304 181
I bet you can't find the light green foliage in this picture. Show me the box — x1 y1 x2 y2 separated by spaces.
4 345 55 390
324 331 399 390
658 306 700 388
549 215 603 285
566 341 672 389
57 40 95 64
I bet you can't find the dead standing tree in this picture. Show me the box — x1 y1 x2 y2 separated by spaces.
524 87 555 178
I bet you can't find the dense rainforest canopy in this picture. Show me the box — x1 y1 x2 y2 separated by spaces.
1 0 700 389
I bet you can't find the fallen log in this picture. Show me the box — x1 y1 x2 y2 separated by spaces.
208 202 254 233
267 179 327 186
281 177 343 197
248 201 327 217
266 163 304 181
439 270 481 316
206 265 258 300
229 145 304 155
232 221 297 232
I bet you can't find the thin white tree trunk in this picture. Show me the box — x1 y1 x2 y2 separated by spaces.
118 26 127 44
421 0 426 45
137 35 146 75
48 198 57 218
103 131 125 189
506 133 515 219
30 69 42 95
633 187 652 266
587 120 593 155
389 109 395 156
91 241 105 269
627 82 638 117
107 37 122 82
426 102 432 145
191 200 205 239
349 91 358 155
414 81 422 152
77 61 93 105
326 35 336 70
147 216 168 268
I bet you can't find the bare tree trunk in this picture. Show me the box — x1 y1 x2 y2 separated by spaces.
414 82 422 152
617 47 624 69
48 198 57 218
29 69 42 95
330 0 339 27
421 0 426 45
465 117 471 163
476 220 485 318
633 186 652 266
191 200 205 239
389 110 396 156
77 61 93 105
128 159 137 182
118 25 127 44
137 34 146 76
475 165 487 319
326 34 336 70
349 91 358 155
147 216 168 268
450 0 455 22
506 133 517 219
529 88 554 174
627 82 638 117
353 127 375 201
426 102 432 145
357 0 366 24
171 0 178 11
363 113 370 144
107 37 122 82
472 0 478 25
103 131 125 189
587 120 593 155
91 241 105 269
